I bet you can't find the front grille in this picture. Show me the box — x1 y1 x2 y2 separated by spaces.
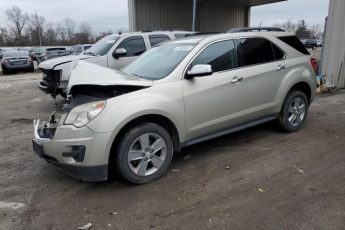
37 120 59 139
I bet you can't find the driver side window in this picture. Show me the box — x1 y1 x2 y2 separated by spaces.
117 36 146 57
191 40 238 73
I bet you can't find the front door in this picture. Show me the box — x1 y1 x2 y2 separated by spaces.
183 39 246 141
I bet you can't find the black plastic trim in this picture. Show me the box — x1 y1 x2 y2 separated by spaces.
181 115 278 148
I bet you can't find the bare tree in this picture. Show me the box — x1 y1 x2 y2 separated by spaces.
63 18 76 42
5 6 29 44
295 20 311 39
44 22 57 45
0 27 9 46
309 24 323 39
273 20 297 32
28 12 46 46
75 22 92 43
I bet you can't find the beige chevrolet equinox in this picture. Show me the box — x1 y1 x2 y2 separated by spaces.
33 29 317 184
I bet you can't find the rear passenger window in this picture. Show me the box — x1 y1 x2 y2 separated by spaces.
191 40 238 73
277 36 310 55
239 38 275 66
149 35 170 46
117 36 146 57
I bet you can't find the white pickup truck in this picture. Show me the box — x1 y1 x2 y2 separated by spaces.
38 30 194 98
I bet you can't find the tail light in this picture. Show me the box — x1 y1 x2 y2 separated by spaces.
310 57 317 73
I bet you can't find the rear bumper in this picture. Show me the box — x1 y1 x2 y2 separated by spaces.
2 62 34 71
33 118 112 182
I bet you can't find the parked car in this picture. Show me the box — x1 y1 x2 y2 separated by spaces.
0 51 34 74
70 44 93 55
37 47 70 63
304 39 318 50
37 30 195 98
316 39 323 47
0 48 15 56
33 29 316 184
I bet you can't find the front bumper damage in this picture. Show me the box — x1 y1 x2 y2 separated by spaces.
32 113 110 182
37 69 64 98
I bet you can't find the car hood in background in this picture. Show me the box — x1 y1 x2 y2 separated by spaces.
67 61 153 94
38 54 94 69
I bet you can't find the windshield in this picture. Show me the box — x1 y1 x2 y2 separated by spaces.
123 43 195 80
84 35 119 56
3 51 28 58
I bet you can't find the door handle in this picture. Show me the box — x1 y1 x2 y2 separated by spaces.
277 65 287 71
231 76 244 84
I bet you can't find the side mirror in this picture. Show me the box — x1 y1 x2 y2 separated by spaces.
113 48 127 59
186 64 213 79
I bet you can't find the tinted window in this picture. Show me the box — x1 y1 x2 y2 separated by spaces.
191 40 238 73
278 36 310 55
117 36 146 57
149 35 170 46
272 44 285 60
239 38 275 66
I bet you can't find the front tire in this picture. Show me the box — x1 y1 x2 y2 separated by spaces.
278 90 309 132
115 123 173 184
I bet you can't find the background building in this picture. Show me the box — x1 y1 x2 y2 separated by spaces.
321 0 345 88
128 0 285 32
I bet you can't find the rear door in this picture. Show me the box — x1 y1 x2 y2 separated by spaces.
237 37 287 121
183 39 246 140
108 36 147 70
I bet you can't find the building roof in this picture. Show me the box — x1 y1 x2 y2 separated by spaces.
197 0 286 7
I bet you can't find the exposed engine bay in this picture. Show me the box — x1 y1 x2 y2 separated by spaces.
63 84 149 112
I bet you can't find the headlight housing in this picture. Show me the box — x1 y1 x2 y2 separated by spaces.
64 101 106 128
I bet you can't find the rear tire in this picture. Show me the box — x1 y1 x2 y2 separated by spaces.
115 123 173 184
278 90 309 132
2 67 8 75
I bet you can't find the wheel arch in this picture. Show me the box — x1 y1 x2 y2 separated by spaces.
108 114 181 175
288 81 312 104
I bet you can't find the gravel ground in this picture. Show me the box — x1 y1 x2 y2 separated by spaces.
0 72 344 230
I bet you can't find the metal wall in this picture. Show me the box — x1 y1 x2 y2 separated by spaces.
322 0 345 88
128 0 249 32
197 3 248 32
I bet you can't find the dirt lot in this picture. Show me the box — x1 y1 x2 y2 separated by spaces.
0 71 345 230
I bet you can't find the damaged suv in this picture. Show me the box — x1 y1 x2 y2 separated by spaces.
33 30 316 184
37 31 194 98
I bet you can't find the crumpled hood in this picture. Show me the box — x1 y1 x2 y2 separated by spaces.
38 54 94 69
67 61 153 94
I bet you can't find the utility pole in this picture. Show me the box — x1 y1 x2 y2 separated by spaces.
192 0 197 31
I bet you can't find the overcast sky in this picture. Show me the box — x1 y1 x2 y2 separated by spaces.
0 0 330 33
251 0 330 27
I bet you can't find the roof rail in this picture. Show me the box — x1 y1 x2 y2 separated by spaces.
228 27 286 33
185 32 220 37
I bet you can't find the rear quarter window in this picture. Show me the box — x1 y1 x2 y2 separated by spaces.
277 36 310 55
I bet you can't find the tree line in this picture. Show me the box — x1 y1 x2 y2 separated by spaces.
0 6 122 47
272 19 324 39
